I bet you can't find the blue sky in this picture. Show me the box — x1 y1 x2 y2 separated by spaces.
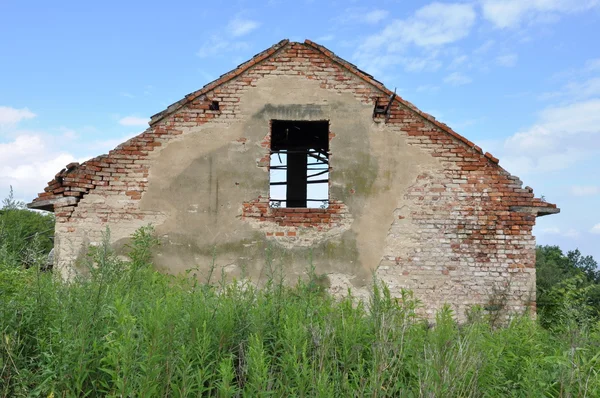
1 0 599 259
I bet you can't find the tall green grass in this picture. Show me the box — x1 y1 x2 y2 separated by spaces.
1 226 599 397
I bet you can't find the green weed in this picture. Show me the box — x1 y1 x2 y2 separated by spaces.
1 227 599 397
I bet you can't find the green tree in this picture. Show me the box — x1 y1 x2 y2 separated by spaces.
536 245 600 327
0 186 55 268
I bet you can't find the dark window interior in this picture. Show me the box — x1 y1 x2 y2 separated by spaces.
269 120 329 208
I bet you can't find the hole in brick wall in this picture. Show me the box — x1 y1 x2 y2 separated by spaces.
269 120 329 208
209 100 219 111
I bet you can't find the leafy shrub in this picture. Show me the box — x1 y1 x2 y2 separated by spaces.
1 227 600 397
0 187 54 269
536 245 600 328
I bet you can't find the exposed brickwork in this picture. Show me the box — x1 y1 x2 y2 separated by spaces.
242 198 349 229
32 40 556 217
29 39 558 320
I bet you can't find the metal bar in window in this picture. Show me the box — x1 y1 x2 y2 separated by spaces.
269 199 329 202
269 179 329 186
270 166 328 170
271 149 328 154
307 169 329 179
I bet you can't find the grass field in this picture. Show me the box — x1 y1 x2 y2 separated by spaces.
1 227 599 397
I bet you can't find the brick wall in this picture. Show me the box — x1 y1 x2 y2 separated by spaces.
31 40 557 320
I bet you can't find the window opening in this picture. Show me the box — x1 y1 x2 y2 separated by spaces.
269 120 329 208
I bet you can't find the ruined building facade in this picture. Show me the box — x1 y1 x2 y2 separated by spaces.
29 40 558 320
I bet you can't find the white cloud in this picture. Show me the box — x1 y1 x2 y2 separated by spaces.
0 128 141 202
0 134 80 201
585 58 600 72
474 40 495 54
504 125 557 154
565 77 600 99
197 14 259 59
448 54 468 69
416 84 440 93
538 99 600 133
541 77 600 101
481 0 600 29
362 3 475 49
316 34 334 42
541 226 560 234
197 37 230 58
402 55 443 72
448 118 481 129
0 108 144 203
197 36 251 59
92 132 140 153
444 72 472 86
540 226 580 238
591 223 600 234
398 2 475 47
563 229 581 239
336 8 389 25
228 17 260 37
570 186 600 196
501 99 600 175
0 106 36 126
496 54 518 67
353 3 475 74
118 116 149 127
364 9 389 24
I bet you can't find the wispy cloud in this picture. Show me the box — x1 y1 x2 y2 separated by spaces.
496 53 518 67
0 111 144 201
92 132 140 153
402 55 442 72
481 0 600 29
474 40 495 54
585 58 600 72
0 132 79 201
540 77 600 101
444 72 472 86
448 118 482 129
197 36 251 59
563 229 581 238
501 99 600 175
540 226 580 238
228 17 260 37
364 9 389 24
0 106 36 127
316 34 334 42
353 2 476 75
416 84 440 93
448 54 468 69
197 14 259 59
361 3 476 49
570 185 600 196
591 223 600 234
336 8 389 25
118 116 149 127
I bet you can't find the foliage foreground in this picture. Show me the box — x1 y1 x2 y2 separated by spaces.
1 229 600 397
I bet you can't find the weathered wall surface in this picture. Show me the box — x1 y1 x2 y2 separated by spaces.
137 74 443 290
33 41 557 321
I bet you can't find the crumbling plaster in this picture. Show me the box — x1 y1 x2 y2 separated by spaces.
36 40 556 322
136 75 443 288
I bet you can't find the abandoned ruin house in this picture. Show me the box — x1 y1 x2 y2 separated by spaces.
29 39 559 320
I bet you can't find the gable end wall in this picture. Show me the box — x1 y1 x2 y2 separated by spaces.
34 42 556 321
